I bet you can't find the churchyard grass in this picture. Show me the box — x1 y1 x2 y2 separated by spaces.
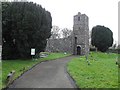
2 52 70 89
67 52 118 88
0 62 2 89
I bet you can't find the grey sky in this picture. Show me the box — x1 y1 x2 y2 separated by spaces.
31 0 118 43
7 0 119 43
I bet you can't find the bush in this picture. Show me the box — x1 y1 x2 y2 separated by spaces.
107 49 118 53
90 47 96 51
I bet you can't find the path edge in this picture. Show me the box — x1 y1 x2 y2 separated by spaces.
65 60 81 90
2 55 72 90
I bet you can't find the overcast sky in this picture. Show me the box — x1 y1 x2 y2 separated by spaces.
29 0 118 43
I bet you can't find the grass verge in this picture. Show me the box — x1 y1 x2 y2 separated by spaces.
67 52 118 88
0 62 2 89
2 52 70 89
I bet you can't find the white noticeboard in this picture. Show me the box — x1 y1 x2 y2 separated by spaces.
31 48 35 55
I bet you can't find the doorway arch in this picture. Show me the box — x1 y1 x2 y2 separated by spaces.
77 45 81 55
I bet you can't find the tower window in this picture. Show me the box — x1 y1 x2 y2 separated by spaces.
75 37 77 44
78 17 80 21
75 37 77 39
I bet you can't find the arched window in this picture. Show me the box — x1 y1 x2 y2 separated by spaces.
78 17 80 21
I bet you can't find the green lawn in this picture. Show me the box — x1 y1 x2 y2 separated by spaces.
67 52 118 88
2 52 70 89
0 62 2 89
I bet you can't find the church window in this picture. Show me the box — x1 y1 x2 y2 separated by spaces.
78 17 80 21
75 37 77 44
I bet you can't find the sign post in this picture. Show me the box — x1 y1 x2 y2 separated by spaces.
31 48 35 60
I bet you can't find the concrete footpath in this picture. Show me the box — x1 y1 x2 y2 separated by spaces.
8 56 78 88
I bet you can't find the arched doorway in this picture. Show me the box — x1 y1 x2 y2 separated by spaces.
77 46 81 55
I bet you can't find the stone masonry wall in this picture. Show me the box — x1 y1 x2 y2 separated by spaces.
46 36 73 53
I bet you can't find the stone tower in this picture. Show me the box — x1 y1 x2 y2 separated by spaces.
73 12 89 55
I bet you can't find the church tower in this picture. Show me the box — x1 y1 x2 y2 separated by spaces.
73 12 89 55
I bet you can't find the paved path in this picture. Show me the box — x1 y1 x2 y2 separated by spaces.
8 56 78 88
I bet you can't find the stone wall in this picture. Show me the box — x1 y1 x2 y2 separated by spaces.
46 36 73 53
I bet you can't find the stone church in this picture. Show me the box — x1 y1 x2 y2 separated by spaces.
46 12 89 55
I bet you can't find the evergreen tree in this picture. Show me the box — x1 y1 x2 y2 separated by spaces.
2 2 52 60
91 25 113 52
